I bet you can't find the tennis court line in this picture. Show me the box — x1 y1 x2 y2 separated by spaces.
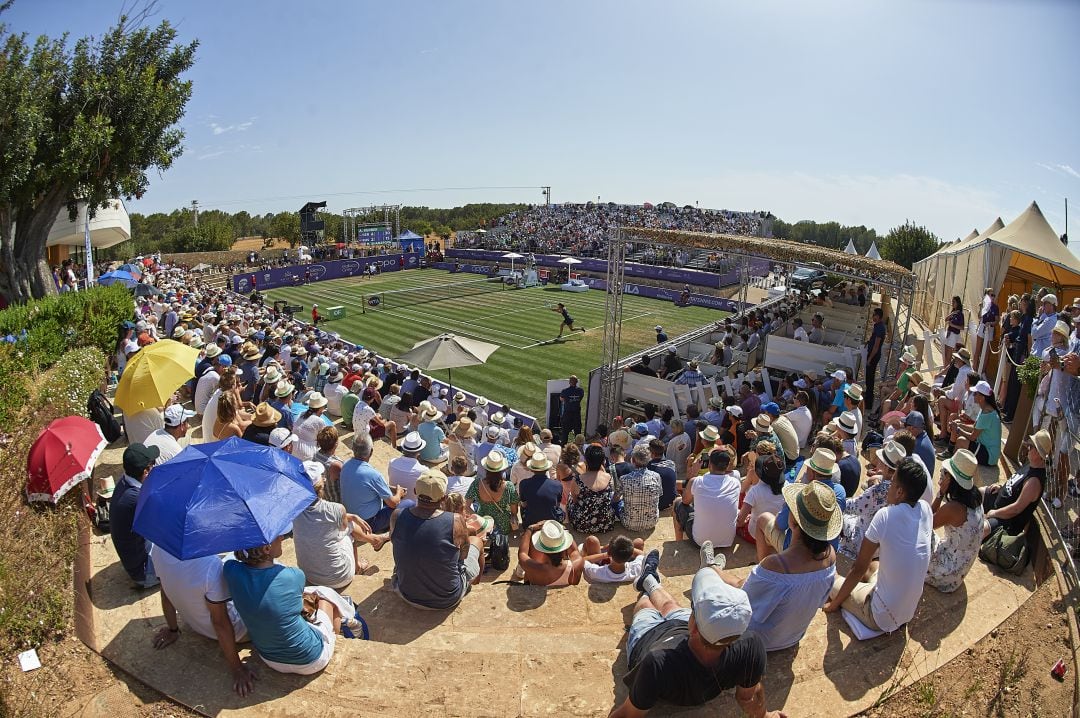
517 310 654 349
299 285 540 350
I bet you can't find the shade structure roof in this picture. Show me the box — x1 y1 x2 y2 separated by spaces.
985 202 1080 287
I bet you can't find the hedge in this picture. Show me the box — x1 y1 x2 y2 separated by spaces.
0 286 132 426
0 285 134 369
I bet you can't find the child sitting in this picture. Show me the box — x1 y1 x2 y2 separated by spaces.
580 534 645 583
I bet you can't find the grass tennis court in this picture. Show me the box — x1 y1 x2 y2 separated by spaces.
264 269 728 421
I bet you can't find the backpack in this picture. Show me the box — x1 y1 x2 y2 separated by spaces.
486 528 510 571
94 495 111 534
87 389 123 444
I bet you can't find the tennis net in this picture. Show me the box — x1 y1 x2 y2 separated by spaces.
363 275 507 311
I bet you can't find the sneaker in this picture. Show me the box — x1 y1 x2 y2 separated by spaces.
700 540 727 571
634 549 661 593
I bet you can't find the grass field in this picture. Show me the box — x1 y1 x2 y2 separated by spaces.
265 269 727 421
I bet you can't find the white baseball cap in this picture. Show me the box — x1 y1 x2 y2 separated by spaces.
269 428 298 448
163 405 196 427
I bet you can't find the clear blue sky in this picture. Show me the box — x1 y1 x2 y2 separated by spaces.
7 0 1079 241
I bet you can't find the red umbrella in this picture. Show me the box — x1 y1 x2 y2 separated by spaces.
26 416 107 504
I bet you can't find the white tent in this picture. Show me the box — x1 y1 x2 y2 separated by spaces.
843 239 857 254
865 241 881 260
913 202 1078 338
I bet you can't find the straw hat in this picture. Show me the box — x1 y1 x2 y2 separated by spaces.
843 383 863 402
518 441 537 458
531 520 573 554
1053 320 1071 338
1030 429 1052 461
914 379 934 397
252 402 282 428
454 391 466 403
481 450 509 473
700 425 721 443
900 351 916 365
264 367 283 384
943 449 978 490
708 396 724 409
306 392 328 409
490 411 505 425
242 344 261 361
204 344 222 358
956 348 971 364
526 450 553 473
452 418 477 439
274 382 295 398
830 410 859 436
750 414 772 433
398 432 427 453
805 448 837 477
476 396 489 408
875 440 907 471
782 481 842 541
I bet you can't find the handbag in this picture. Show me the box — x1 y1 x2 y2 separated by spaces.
979 526 1029 576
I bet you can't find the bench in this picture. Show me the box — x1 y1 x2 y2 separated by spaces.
763 335 862 378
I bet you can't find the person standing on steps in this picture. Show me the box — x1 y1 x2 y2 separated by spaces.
559 375 585 445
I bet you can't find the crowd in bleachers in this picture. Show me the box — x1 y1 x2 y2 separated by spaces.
454 203 768 258
91 257 1049 717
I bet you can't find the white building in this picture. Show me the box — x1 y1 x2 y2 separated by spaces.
45 199 131 267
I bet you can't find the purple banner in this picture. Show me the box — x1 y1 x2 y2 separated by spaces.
445 248 769 288
232 253 420 293
429 263 745 312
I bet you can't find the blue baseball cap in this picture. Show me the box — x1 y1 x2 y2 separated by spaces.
216 354 233 366
254 331 265 340
634 423 650 437
762 402 780 416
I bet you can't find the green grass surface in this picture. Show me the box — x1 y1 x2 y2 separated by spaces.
265 269 727 421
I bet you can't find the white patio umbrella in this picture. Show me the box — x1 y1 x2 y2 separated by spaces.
557 257 582 265
502 251 524 273
865 241 881 260
843 239 857 255
396 333 500 412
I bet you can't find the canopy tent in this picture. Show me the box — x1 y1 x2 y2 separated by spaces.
913 202 1077 356
865 241 881 260
914 219 1002 330
397 230 426 256
843 239 858 254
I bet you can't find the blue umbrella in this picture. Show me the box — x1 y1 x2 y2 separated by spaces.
97 270 138 288
118 263 144 276
133 437 316 560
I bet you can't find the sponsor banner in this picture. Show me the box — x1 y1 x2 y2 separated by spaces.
445 248 769 288
232 253 419 293
426 262 746 311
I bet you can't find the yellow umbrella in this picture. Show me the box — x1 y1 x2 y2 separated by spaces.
114 341 202 414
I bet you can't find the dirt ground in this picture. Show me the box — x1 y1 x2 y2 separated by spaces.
859 578 1074 718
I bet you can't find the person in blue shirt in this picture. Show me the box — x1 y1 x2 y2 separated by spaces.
753 445 847 565
110 443 161 588
559 375 585 444
222 536 348 676
821 370 849 425
654 325 668 343
340 439 405 532
902 411 935 478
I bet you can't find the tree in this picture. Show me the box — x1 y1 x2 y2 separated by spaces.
880 220 940 269
0 11 197 301
269 212 300 248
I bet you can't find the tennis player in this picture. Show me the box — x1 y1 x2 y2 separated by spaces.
552 303 587 337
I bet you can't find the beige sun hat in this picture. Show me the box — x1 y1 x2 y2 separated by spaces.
526 450 553 473
531 520 573 554
306 392 328 409
452 418 477 439
805 448 837 477
782 480 842 541
843 383 863 402
419 401 442 422
481 450 509 473
699 425 721 443
751 414 772 433
274 382 295 398
943 448 978 490
875 440 907 471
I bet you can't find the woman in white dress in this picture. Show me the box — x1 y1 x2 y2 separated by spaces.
292 392 329 462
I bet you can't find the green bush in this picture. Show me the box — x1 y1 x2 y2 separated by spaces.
0 347 31 427
0 285 133 369
33 347 107 416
